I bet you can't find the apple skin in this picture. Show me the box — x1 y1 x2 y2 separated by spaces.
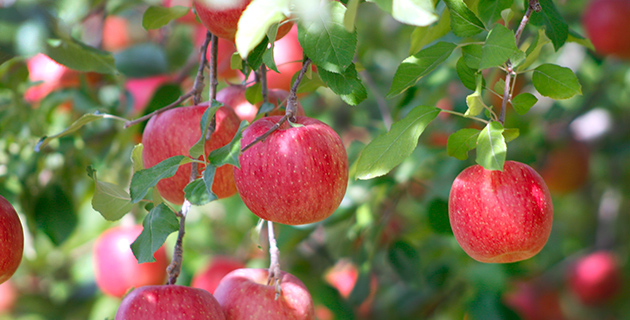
324 259 378 315
568 251 622 305
448 161 553 263
93 225 169 298
214 268 315 320
583 0 630 59
0 195 23 285
233 116 348 225
193 0 292 42
216 85 305 123
538 141 590 195
115 285 226 320
191 256 246 294
142 105 241 204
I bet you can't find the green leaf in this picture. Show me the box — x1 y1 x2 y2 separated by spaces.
392 0 438 27
476 121 506 171
131 204 179 263
387 42 456 97
443 0 485 37
88 168 133 221
477 0 511 26
461 43 483 69
456 56 477 91
567 29 594 51
298 1 357 73
189 104 220 159
355 106 440 179
45 37 116 74
511 93 537 115
35 112 126 152
500 8 514 26
115 43 169 77
246 38 268 71
142 5 190 30
344 0 360 32
464 73 485 117
131 144 144 172
183 166 218 206
479 24 525 70
529 0 568 51
245 83 263 104
34 184 77 246
235 0 289 58
130 155 192 203
409 8 451 54
318 64 367 106
208 120 248 168
532 63 582 100
502 128 519 142
262 24 280 73
447 128 480 160
519 29 550 71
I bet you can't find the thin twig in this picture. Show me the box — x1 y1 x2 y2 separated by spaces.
266 220 282 300
194 31 213 105
260 66 269 104
208 33 218 101
124 92 194 128
360 70 392 130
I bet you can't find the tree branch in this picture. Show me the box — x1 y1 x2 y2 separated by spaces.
266 220 282 300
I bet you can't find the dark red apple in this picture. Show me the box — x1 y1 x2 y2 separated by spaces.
448 161 553 263
115 285 226 320
233 116 348 225
0 280 17 313
0 195 23 285
191 256 245 294
216 85 304 123
324 259 378 315
193 0 292 42
93 225 169 298
583 0 630 59
142 105 240 204
214 268 315 319
568 251 622 305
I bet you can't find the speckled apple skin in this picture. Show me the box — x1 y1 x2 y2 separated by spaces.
115 285 226 320
234 116 348 225
0 195 22 285
142 105 240 204
448 161 553 263
214 268 315 320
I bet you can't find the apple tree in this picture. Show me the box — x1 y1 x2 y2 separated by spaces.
1 0 630 319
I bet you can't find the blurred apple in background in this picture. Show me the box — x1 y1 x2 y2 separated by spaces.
324 259 377 316
102 16 133 52
191 256 245 294
125 75 173 114
504 280 565 320
0 281 17 314
263 25 307 93
25 54 80 103
583 0 630 59
568 251 622 305
216 85 304 123
93 225 169 298
539 141 590 194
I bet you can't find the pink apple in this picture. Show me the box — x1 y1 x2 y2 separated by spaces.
0 280 17 313
568 251 622 305
125 75 172 114
93 225 169 298
233 116 348 225
214 268 315 319
0 195 23 285
324 259 377 315
191 256 245 294
142 105 241 204
216 85 305 123
583 0 630 59
115 285 226 320
193 0 292 42
448 161 553 263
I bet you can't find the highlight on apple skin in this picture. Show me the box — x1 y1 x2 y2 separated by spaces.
448 161 553 263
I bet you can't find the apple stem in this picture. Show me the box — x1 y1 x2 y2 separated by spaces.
266 220 282 300
499 0 540 125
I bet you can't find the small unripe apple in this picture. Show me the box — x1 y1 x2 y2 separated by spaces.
142 105 241 204
115 285 226 320
191 256 245 294
93 225 169 298
214 268 315 319
0 195 23 285
583 0 630 59
216 85 304 123
234 116 348 225
193 0 292 42
568 251 622 305
448 161 553 263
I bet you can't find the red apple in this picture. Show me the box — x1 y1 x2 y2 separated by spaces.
233 116 348 225
216 85 305 123
191 256 246 294
125 75 173 114
448 161 553 263
583 0 630 59
504 280 565 320
568 251 622 305
193 0 292 42
323 259 377 315
214 268 315 319
93 225 169 298
0 280 17 313
142 105 241 204
0 195 23 285
163 0 199 24
115 285 226 320
102 16 133 52
538 141 590 194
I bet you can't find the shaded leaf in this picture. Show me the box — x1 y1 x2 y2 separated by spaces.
511 93 537 115
208 120 248 168
529 0 568 51
319 64 367 105
447 128 480 160
88 167 133 221
142 5 190 30
131 204 179 263
443 0 485 37
183 166 218 206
